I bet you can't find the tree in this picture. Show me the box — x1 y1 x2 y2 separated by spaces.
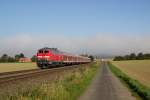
0 54 8 62
113 52 150 61
129 53 136 60
31 55 37 62
0 54 16 62
20 53 25 58
124 55 130 60
1 54 8 58
144 53 150 59
15 54 20 61
88 55 94 62
14 53 25 61
137 52 144 60
8 57 15 62
113 56 124 61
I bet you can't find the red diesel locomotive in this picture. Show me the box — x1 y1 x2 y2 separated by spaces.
36 47 91 69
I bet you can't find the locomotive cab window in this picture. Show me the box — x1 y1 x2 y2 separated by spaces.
39 50 43 53
44 50 49 53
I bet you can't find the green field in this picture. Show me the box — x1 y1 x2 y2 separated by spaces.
0 63 37 73
112 60 150 87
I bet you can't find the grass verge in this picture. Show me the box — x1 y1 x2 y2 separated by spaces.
5 62 100 100
108 62 150 100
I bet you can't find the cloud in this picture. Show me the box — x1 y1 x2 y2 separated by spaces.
0 33 150 57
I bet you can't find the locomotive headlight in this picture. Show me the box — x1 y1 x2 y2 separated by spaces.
45 56 49 58
38 56 42 58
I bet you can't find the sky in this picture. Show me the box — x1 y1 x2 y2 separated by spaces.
0 0 150 57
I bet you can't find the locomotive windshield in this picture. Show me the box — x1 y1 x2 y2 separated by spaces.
38 50 49 54
39 50 43 53
44 50 49 53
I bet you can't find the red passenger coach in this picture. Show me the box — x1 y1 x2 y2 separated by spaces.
36 47 91 69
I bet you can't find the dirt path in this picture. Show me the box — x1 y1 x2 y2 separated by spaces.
79 61 136 100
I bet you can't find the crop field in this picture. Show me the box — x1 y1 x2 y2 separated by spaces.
112 60 150 87
0 63 37 73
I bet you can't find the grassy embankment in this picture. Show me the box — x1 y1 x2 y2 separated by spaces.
0 63 37 73
109 60 150 100
5 62 100 100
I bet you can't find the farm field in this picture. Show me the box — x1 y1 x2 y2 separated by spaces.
112 60 150 87
0 63 37 73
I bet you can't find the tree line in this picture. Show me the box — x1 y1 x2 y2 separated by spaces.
0 53 94 63
114 52 150 61
0 53 36 63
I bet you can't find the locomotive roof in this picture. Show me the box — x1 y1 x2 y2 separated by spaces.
40 47 57 50
39 47 62 54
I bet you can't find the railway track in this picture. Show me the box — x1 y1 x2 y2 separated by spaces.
0 65 78 84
